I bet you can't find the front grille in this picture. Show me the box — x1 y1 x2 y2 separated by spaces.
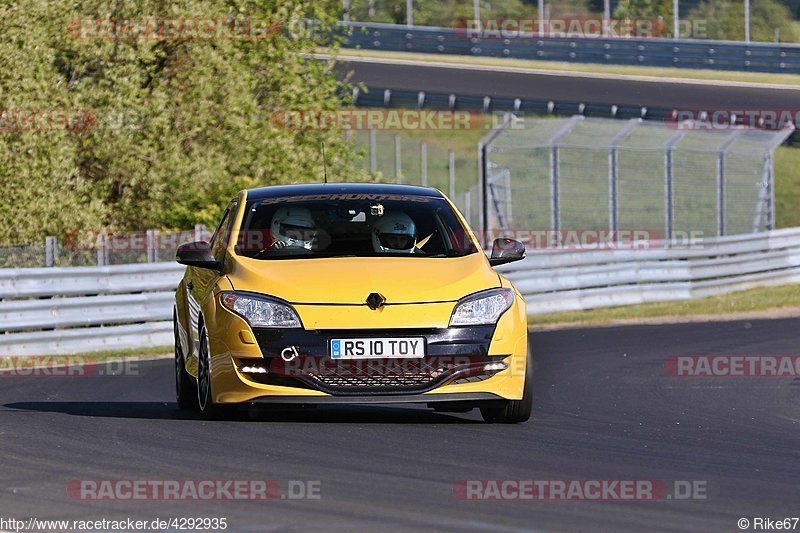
310 373 437 391
302 357 498 394
304 358 447 394
248 326 499 395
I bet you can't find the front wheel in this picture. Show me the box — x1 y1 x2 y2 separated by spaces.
196 322 235 419
175 312 199 411
480 349 533 424
197 323 215 415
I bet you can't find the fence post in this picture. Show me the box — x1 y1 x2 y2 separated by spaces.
538 0 544 37
608 119 640 234
369 127 377 173
45 236 57 267
146 229 157 263
717 131 741 237
395 134 402 183
478 112 515 248
420 142 427 186
478 141 485 245
664 130 685 241
548 116 583 245
96 233 107 266
448 150 456 198
673 0 680 38
768 153 776 230
465 190 472 225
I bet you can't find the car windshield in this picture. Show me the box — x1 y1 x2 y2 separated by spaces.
235 194 478 260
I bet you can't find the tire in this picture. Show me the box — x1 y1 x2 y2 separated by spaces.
480 348 533 424
196 322 234 420
174 312 199 411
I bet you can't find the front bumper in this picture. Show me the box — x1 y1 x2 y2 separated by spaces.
239 326 503 395
207 311 529 404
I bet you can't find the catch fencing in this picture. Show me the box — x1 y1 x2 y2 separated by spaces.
0 226 209 269
347 127 481 224
479 115 793 245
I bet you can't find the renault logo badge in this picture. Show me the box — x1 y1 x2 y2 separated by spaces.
366 292 386 310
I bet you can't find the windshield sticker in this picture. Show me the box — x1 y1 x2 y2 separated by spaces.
258 194 432 205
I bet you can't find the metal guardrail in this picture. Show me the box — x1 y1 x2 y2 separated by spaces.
1 228 798 355
0 322 173 357
0 263 183 356
340 21 800 74
496 227 800 313
0 263 184 299
4 113 791 349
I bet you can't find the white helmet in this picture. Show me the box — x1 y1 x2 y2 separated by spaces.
271 206 317 250
372 212 416 254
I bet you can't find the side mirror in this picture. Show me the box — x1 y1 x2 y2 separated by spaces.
176 241 220 271
489 238 525 266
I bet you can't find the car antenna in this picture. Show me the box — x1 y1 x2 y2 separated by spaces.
321 142 328 184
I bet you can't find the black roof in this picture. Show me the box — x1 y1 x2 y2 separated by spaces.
245 182 444 201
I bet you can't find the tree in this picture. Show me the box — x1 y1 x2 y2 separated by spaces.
686 0 799 42
0 0 367 245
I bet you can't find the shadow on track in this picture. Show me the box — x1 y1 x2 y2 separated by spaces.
3 401 482 424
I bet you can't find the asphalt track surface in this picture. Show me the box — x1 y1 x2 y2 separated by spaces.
338 58 800 111
1 318 799 532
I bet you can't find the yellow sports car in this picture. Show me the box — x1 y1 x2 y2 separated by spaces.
174 183 531 423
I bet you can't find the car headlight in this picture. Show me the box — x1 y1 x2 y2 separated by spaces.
220 292 302 328
450 288 514 326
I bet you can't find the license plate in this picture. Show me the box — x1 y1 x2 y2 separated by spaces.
330 337 425 360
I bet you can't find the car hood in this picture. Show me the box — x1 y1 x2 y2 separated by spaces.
226 253 499 305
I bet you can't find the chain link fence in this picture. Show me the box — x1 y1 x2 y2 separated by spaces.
0 227 209 269
349 128 481 224
481 115 792 243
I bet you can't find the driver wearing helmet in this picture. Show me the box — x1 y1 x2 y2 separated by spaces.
372 212 417 254
270 206 317 251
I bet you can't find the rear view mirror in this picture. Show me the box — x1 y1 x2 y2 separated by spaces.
489 238 525 266
176 241 220 271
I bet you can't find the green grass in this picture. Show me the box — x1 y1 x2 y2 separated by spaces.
333 48 800 86
529 284 800 327
61 345 172 362
774 144 800 228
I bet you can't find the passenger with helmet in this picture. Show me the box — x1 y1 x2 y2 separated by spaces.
270 206 317 252
372 212 417 254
